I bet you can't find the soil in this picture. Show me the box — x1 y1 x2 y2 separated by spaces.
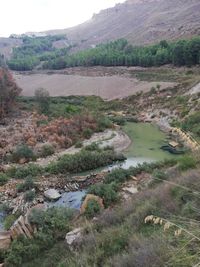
13 67 175 100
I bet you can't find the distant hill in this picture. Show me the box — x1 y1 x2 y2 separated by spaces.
44 0 200 50
0 0 200 57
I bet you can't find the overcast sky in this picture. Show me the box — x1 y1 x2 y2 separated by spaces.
0 0 126 37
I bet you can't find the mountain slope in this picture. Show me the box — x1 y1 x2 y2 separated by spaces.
45 0 200 49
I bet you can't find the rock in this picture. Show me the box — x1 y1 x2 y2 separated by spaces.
0 231 11 250
122 186 138 195
65 228 82 246
80 194 104 214
44 189 61 201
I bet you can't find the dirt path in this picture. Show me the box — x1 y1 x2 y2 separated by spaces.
35 129 131 167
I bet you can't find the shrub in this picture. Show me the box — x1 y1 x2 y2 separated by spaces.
7 164 42 179
178 155 197 171
97 117 112 131
87 183 118 207
84 142 99 151
105 168 130 184
24 190 35 202
83 128 93 139
11 144 35 163
4 214 18 230
46 149 120 174
40 144 55 158
74 141 83 148
16 176 36 192
35 88 50 114
0 173 8 185
85 199 101 218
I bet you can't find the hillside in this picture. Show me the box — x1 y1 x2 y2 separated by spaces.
0 0 200 58
45 0 200 50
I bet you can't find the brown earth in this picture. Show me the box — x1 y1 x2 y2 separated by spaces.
13 67 175 100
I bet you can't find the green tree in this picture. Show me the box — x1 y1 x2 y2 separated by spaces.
35 88 50 114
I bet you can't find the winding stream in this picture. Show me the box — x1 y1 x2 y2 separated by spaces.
0 122 178 229
51 122 177 208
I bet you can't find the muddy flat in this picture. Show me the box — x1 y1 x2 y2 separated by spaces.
13 68 175 100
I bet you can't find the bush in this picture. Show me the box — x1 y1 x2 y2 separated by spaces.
88 183 118 207
4 214 18 230
16 176 36 192
11 144 35 163
85 199 101 218
35 88 50 114
40 144 55 158
105 168 130 184
0 173 8 186
97 117 112 131
83 128 93 139
7 164 42 179
178 155 197 171
46 149 120 174
74 141 83 148
24 190 35 202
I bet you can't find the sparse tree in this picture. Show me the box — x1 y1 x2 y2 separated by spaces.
35 88 50 114
0 67 21 120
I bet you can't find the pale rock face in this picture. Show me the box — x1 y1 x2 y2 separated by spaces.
44 189 61 201
0 231 11 250
65 228 82 246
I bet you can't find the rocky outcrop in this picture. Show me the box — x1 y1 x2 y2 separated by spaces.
0 231 11 250
44 189 61 201
10 214 34 240
65 228 82 247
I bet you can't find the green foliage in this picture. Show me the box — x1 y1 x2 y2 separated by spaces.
4 207 74 266
35 88 50 114
43 37 200 70
16 176 36 192
74 141 83 148
0 173 8 185
178 155 197 171
11 144 35 163
24 190 35 202
181 111 200 137
84 199 101 218
7 35 69 71
4 214 18 230
46 147 121 174
82 128 93 139
96 116 112 131
88 183 118 207
105 168 131 184
39 144 55 158
7 164 42 179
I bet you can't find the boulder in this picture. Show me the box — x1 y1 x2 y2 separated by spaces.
44 189 61 201
122 186 138 194
80 194 104 214
65 228 82 246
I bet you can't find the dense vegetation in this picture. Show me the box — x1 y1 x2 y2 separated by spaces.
44 37 200 69
7 36 200 71
2 154 200 267
7 35 72 71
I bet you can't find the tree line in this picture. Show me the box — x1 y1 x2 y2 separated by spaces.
7 36 200 71
43 37 200 69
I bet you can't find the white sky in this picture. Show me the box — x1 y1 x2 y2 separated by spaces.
0 0 126 37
